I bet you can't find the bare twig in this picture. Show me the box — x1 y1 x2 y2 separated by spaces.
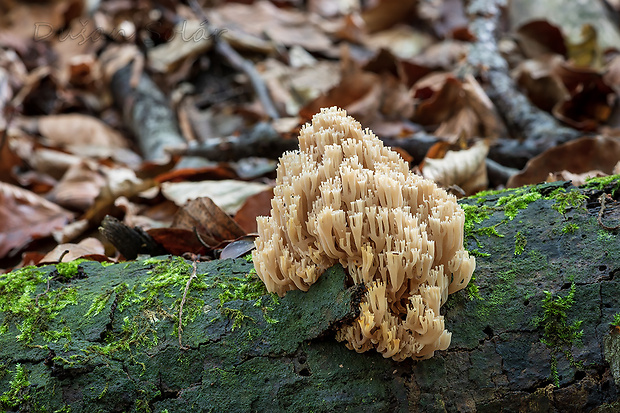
167 122 297 161
178 259 198 350
598 194 620 230
187 0 280 120
465 0 583 166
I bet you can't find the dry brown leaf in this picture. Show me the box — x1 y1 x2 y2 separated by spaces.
37 113 127 148
412 74 503 140
308 0 361 17
161 180 271 215
0 182 74 258
507 136 620 187
300 70 381 125
360 0 417 33
211 1 333 53
171 197 246 247
515 20 567 59
234 188 274 233
259 58 341 116
40 237 105 264
148 19 214 74
514 55 570 112
46 161 106 211
0 0 83 40
422 140 489 194
363 25 433 60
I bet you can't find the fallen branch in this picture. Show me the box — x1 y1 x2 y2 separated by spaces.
187 0 280 120
465 0 583 167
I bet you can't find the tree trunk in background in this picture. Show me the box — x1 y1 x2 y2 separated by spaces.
0 179 619 412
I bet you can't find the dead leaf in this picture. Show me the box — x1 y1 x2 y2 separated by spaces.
0 182 74 258
507 136 620 187
37 113 128 148
360 0 417 33
545 170 607 186
364 25 433 60
220 236 258 259
412 74 503 140
234 188 274 233
148 19 214 74
567 24 601 68
422 140 489 194
171 197 246 247
300 70 381 125
40 237 105 264
211 1 333 53
161 180 271 215
46 161 106 211
146 228 207 256
514 55 570 112
515 20 567 59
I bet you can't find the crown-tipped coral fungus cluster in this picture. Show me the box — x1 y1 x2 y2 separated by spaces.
252 107 475 361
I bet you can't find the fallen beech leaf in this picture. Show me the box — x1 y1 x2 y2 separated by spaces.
0 182 74 258
148 19 214 74
234 188 274 233
422 140 489 194
40 237 105 264
507 136 620 187
211 1 333 53
146 228 207 256
300 70 381 125
171 197 246 248
360 0 417 33
46 161 106 211
412 74 504 140
364 25 433 60
161 180 270 215
514 55 570 112
37 114 128 148
515 20 567 59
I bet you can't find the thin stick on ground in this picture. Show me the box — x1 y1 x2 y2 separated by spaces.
187 0 280 120
178 259 198 350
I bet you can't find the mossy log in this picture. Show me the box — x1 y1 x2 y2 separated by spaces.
1 178 619 412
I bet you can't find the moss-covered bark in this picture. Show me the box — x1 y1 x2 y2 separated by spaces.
0 177 619 412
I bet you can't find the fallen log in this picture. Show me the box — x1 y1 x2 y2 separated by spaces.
0 177 619 412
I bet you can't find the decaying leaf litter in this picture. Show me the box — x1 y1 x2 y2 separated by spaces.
0 0 620 269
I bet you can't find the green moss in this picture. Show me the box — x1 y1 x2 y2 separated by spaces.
476 222 504 238
465 277 481 301
533 282 584 387
561 223 579 234
611 313 620 327
584 174 620 196
514 232 526 256
462 204 492 236
221 308 255 331
548 189 587 215
598 230 614 242
497 190 542 220
0 266 79 343
217 268 267 305
55 259 87 278
470 186 519 201
0 364 30 409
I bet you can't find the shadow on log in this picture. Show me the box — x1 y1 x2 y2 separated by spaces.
0 178 619 412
